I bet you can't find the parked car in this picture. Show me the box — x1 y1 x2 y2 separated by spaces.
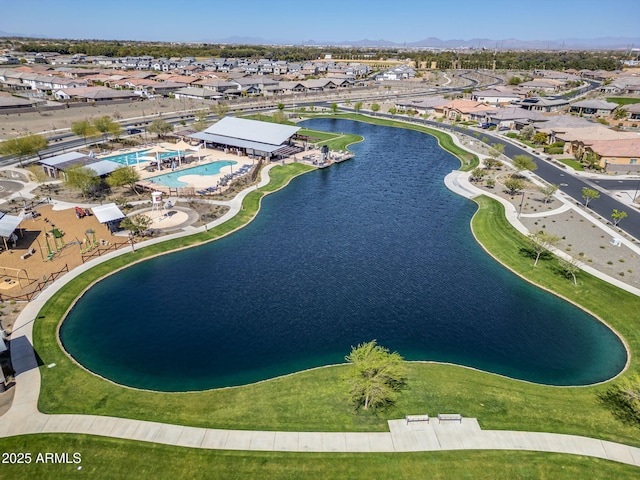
126 128 142 135
479 122 497 129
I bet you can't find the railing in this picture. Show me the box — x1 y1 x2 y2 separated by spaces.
0 264 69 302
80 240 130 264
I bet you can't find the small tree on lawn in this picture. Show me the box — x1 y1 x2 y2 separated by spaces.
558 257 580 286
539 184 558 203
503 176 524 194
330 103 338 113
64 165 100 198
106 166 140 196
353 101 362 113
581 187 600 207
371 103 380 115
611 209 627 226
512 154 537 175
277 103 285 111
345 340 407 412
598 373 640 426
529 231 561 266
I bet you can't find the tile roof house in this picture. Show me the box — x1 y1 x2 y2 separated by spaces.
437 99 494 121
584 138 640 172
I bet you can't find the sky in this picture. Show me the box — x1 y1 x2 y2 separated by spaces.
1 0 639 45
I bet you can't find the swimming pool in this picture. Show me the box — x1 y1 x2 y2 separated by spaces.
148 160 238 187
101 150 177 165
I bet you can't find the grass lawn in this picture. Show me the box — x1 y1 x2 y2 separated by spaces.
1 435 639 480
556 158 585 171
606 97 640 106
21 119 640 476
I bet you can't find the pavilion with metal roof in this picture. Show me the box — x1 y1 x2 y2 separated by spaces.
189 117 301 159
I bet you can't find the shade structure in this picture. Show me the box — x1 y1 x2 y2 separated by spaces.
0 213 22 238
91 203 125 224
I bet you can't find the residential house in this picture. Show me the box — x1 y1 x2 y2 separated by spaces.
584 138 640 172
569 99 619 117
513 96 570 113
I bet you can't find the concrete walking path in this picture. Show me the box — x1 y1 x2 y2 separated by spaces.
1 142 640 468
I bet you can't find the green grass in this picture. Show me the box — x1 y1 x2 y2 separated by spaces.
556 158 585 171
1 435 638 480
606 97 640 106
32 194 640 446
22 120 640 476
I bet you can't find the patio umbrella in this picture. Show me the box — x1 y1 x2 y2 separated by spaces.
169 140 192 167
145 145 173 168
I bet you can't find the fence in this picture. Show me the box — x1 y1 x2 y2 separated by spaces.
80 240 130 264
0 264 69 303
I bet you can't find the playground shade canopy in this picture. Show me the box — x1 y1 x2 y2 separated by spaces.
91 203 125 224
0 213 22 238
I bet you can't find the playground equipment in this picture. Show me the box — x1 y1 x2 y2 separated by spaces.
75 207 91 219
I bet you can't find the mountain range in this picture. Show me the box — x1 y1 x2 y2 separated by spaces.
2 30 638 51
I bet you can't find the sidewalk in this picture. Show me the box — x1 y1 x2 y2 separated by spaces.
1 129 640 469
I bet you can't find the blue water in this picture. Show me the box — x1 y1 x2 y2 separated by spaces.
101 150 177 165
59 119 628 391
148 161 238 188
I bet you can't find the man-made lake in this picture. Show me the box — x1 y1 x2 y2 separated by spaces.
60 119 627 391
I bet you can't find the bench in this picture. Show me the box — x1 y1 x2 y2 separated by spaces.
20 248 36 260
405 414 429 424
437 413 462 423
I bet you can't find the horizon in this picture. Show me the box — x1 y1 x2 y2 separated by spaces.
2 0 639 46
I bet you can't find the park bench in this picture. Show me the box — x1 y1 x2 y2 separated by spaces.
20 248 36 260
437 413 462 423
405 414 429 424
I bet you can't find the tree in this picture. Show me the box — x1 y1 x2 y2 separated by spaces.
508 76 522 85
528 231 561 266
512 154 537 174
520 125 535 141
470 167 486 182
532 131 548 145
613 108 628 121
388 107 397 115
120 214 153 236
106 166 140 195
344 340 407 411
0 134 48 167
64 165 100 198
147 119 174 139
581 187 600 207
271 110 287 124
539 184 558 203
599 373 640 426
212 101 229 118
71 120 99 145
503 176 524 194
582 151 601 169
277 102 285 111
92 115 119 142
330 103 338 113
490 143 505 156
353 101 362 113
191 110 209 132
27 164 47 185
611 209 628 226
371 103 380 115
558 257 580 286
